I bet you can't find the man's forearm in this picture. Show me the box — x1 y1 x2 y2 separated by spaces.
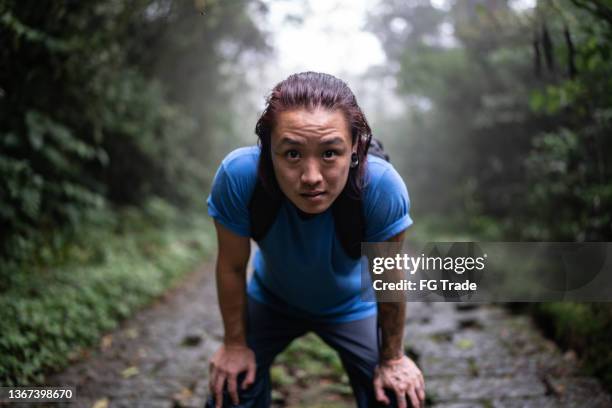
377 301 406 362
216 262 248 346
377 230 408 362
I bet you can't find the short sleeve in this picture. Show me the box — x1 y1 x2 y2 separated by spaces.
206 148 259 237
363 164 413 242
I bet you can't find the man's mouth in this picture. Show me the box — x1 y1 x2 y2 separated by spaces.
300 191 325 198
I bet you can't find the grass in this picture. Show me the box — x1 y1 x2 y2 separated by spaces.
0 199 215 386
271 333 354 407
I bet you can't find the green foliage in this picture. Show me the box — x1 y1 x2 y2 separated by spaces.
0 206 215 386
369 0 540 217
532 302 612 391
519 1 612 240
369 0 612 239
0 1 160 259
522 127 607 240
0 0 268 263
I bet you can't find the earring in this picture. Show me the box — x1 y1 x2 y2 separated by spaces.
350 152 359 168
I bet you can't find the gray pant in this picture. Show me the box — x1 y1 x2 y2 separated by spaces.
206 296 400 407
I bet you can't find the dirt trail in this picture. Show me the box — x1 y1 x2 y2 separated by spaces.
36 262 611 408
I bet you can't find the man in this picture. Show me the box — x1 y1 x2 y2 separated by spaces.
206 72 425 408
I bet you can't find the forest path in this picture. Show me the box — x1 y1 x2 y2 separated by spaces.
39 261 611 408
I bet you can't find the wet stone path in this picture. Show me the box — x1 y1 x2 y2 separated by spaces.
37 262 611 408
405 303 611 407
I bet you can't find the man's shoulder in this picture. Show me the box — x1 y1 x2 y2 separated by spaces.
364 155 403 192
221 145 260 176
214 145 260 203
362 156 412 242
207 146 260 237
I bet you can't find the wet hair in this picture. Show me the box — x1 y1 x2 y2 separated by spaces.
254 71 372 199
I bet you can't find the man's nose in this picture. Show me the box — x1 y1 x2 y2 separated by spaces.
300 159 323 186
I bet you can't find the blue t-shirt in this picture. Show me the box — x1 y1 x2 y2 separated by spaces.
207 146 413 322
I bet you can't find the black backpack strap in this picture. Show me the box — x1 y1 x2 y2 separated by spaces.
332 139 391 259
249 175 364 258
332 187 365 259
248 178 282 241
249 138 390 257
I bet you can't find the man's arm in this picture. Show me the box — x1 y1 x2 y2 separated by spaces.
377 229 407 361
373 229 425 408
215 220 251 345
209 220 256 407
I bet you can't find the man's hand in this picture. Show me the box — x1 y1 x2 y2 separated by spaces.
209 344 256 408
373 355 425 408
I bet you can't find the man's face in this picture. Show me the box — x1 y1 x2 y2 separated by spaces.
270 108 355 214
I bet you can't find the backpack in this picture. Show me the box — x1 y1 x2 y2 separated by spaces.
248 138 390 259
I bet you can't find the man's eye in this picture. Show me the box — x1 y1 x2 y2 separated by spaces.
285 150 300 159
323 150 338 159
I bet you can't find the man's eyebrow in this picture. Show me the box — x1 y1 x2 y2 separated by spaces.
320 137 345 145
278 137 305 145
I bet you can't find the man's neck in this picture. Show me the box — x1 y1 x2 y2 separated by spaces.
290 201 319 220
